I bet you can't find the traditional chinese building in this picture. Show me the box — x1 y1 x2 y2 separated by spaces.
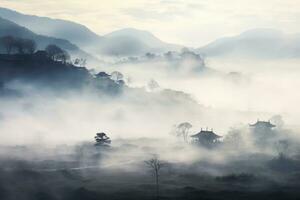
249 120 276 130
190 128 222 148
249 120 276 147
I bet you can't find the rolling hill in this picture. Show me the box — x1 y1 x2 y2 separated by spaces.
197 29 300 59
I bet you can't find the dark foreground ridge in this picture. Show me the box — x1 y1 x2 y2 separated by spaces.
0 52 124 95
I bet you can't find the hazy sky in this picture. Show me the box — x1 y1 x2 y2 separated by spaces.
1 0 300 46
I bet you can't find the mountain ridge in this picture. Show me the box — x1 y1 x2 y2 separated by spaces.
0 16 94 61
197 28 300 59
0 7 183 57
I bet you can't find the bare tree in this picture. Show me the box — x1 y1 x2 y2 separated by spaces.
145 155 164 199
176 122 192 143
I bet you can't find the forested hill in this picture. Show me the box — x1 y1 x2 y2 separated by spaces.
0 53 124 94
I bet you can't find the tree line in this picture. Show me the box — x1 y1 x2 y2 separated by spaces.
0 35 71 64
0 35 36 54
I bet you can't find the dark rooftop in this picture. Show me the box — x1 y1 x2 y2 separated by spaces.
190 129 222 140
249 120 275 128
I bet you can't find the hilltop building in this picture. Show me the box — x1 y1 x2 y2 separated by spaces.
249 119 276 147
249 120 276 130
190 128 222 148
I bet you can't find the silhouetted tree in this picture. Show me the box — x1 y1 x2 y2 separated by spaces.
74 58 87 67
14 38 26 54
46 44 62 60
45 44 70 63
176 122 192 142
145 155 164 200
94 132 111 146
0 36 36 54
23 39 36 54
164 51 174 60
0 36 14 54
148 79 160 91
57 50 70 64
145 52 156 59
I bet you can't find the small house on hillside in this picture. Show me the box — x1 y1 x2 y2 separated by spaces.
190 128 222 148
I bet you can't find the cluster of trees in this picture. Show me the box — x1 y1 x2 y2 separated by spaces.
0 35 71 64
118 48 205 65
0 36 36 54
45 44 70 64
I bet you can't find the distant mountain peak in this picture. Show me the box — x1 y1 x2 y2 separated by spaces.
197 28 300 59
0 7 183 57
106 28 155 37
0 7 102 47
238 28 284 38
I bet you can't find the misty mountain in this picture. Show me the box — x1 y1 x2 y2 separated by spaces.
0 7 183 57
97 28 183 56
0 16 93 61
197 29 300 59
0 7 101 48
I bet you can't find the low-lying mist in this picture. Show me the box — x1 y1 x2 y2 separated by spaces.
2 51 300 199
94 56 300 126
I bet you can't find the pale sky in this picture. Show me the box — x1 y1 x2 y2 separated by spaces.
1 0 300 47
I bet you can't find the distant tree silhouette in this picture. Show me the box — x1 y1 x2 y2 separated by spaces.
176 122 192 143
23 39 36 54
94 132 111 146
148 79 160 91
74 58 87 67
0 36 36 54
45 44 70 63
57 50 70 64
145 155 164 200
46 44 62 60
110 71 124 82
14 38 25 54
145 52 156 59
0 36 14 54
